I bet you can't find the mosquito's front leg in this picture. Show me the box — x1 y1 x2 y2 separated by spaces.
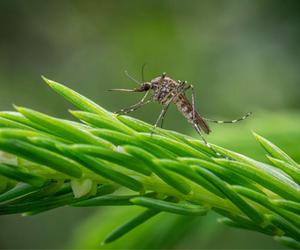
115 91 151 115
115 100 151 115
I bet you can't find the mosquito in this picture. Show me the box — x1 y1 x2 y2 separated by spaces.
109 70 252 157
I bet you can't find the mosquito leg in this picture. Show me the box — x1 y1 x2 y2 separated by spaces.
203 112 252 124
159 113 166 129
115 100 151 115
192 124 224 157
140 90 150 103
115 93 151 115
181 82 197 128
157 82 191 129
186 84 224 157
151 104 171 135
151 81 190 133
156 82 190 129
158 103 172 129
189 83 196 122
115 100 152 115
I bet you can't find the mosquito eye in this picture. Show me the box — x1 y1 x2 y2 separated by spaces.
143 83 151 91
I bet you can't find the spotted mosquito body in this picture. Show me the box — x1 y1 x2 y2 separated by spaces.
109 72 251 157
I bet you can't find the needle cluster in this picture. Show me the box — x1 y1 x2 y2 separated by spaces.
0 77 299 248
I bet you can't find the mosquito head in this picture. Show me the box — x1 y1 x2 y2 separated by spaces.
108 70 153 93
139 82 152 91
108 82 152 93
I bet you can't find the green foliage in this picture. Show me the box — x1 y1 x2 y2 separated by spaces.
0 77 299 249
70 206 222 249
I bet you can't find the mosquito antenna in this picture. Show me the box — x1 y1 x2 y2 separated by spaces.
141 63 147 82
124 70 141 85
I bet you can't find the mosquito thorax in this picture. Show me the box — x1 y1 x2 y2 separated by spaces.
150 77 161 89
150 76 177 90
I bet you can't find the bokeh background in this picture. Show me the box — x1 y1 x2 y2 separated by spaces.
0 0 300 248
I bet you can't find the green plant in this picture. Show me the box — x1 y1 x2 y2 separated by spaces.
0 77 299 249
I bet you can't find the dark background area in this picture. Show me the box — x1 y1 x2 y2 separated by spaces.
0 0 299 248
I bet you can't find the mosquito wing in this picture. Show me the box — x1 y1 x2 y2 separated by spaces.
195 112 211 134
175 94 211 135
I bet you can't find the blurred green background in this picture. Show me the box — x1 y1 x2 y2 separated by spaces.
0 0 299 248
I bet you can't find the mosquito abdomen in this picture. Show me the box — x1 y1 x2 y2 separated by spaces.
175 95 211 134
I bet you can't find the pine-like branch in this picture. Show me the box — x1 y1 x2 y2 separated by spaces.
0 77 299 248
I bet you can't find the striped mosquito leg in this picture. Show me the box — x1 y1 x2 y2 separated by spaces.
151 104 171 135
192 124 225 158
115 99 152 115
159 112 166 129
204 112 252 124
153 84 188 130
115 92 151 115
159 84 187 129
189 83 196 122
188 87 225 157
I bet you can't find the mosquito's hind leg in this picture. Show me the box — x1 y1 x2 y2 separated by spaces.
204 112 252 124
187 84 225 158
114 92 151 115
192 124 225 158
